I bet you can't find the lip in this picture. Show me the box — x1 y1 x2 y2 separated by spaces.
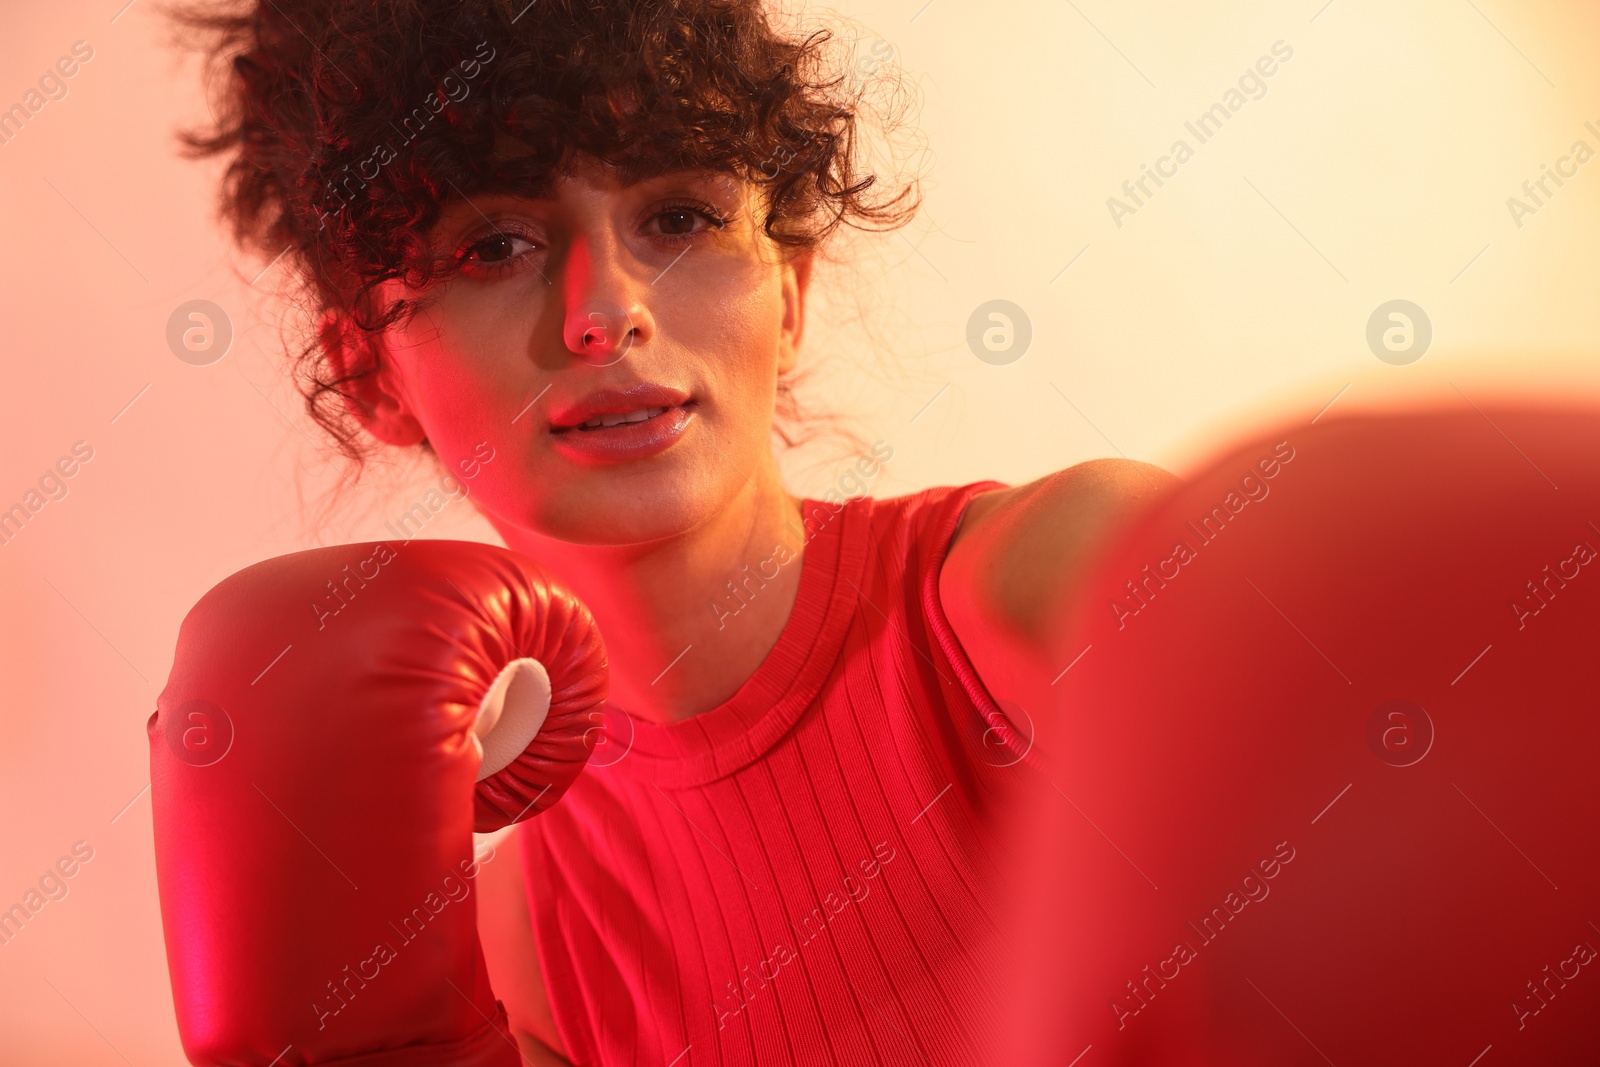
547 383 697 465
549 384 692 431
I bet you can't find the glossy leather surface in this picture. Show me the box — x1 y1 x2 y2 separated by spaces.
149 539 607 1065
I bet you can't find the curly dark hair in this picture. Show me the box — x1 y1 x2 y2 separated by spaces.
166 0 920 482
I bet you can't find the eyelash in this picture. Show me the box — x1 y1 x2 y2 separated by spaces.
454 198 732 277
655 198 732 242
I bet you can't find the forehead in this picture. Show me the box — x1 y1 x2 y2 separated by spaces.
552 159 743 200
478 142 747 201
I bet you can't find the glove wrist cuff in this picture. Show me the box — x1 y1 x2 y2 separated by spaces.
297 1001 520 1067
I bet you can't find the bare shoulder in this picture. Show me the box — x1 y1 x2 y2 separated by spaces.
940 459 1182 661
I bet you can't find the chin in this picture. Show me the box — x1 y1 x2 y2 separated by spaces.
515 455 735 548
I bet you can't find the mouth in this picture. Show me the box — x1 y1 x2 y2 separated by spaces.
547 387 698 464
563 403 675 431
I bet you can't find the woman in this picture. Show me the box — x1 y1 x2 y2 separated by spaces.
173 0 1174 1062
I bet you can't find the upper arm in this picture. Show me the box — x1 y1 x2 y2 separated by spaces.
475 825 571 1064
940 459 1182 680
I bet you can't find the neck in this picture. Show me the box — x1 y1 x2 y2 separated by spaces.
492 467 807 725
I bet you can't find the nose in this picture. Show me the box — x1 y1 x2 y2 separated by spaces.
561 231 656 368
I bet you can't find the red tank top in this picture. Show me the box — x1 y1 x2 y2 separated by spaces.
518 482 1040 1066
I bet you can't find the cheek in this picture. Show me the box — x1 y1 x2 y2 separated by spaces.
389 307 536 460
672 265 786 405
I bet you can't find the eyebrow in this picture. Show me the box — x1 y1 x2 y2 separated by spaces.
434 169 745 241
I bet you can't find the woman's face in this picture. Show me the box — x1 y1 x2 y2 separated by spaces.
356 155 811 546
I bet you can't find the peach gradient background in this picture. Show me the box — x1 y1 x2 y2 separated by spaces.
2 0 1598 1062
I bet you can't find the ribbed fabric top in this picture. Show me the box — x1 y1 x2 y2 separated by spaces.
518 483 1042 1066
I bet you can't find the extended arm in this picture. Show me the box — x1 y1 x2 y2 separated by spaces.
940 459 1183 727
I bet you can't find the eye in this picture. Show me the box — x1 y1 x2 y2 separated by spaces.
457 228 539 275
648 200 729 243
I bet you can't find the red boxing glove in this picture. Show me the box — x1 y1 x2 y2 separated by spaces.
149 539 607 1066
1002 401 1600 1065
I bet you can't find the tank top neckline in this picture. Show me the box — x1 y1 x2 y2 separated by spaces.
596 495 873 789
